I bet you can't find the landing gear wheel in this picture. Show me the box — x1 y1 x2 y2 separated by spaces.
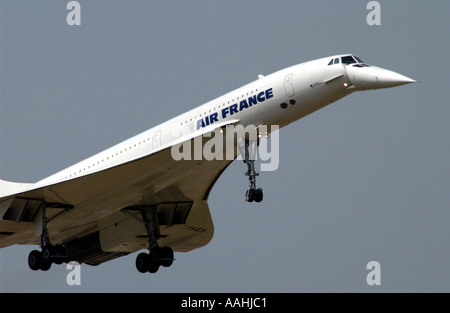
246 188 255 202
136 252 149 273
133 205 175 274
27 204 69 272
135 246 174 274
160 246 174 268
28 250 42 271
41 244 54 263
147 260 160 274
255 188 263 203
41 244 55 271
246 188 263 203
148 248 161 273
28 249 53 271
53 244 66 265
40 260 52 271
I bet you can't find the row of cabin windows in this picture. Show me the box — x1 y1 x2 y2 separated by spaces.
65 86 262 178
63 137 152 180
179 88 259 126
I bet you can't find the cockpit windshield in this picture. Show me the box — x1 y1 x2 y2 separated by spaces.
328 55 369 66
341 55 358 65
353 56 364 63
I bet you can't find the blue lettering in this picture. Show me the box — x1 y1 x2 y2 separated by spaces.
222 107 229 119
229 103 238 115
257 91 265 102
239 100 249 111
248 95 257 106
210 112 218 123
197 88 273 129
197 119 205 130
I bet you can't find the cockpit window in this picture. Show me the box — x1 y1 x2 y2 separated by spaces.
341 56 357 65
328 58 341 66
354 56 364 63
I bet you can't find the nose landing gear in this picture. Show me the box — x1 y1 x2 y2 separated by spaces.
246 187 263 203
241 139 263 203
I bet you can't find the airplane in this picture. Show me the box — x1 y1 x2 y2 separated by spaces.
0 54 415 274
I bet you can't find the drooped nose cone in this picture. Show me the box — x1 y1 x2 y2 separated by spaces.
346 65 416 90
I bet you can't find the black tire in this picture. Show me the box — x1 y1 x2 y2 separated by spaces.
40 260 52 271
28 250 42 271
136 253 149 273
255 188 263 202
53 244 66 265
147 261 160 274
41 244 54 262
147 248 161 273
160 246 174 268
150 247 162 263
246 188 255 202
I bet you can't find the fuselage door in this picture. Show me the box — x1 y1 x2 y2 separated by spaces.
284 73 295 97
152 130 161 150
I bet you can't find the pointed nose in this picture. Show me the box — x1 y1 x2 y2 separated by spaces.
346 65 416 90
377 69 417 88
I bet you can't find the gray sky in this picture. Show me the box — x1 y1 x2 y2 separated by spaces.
0 1 449 292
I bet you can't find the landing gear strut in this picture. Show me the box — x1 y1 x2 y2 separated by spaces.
241 139 263 203
28 205 67 271
134 206 174 274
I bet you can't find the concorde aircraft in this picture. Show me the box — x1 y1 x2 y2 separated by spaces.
0 54 415 273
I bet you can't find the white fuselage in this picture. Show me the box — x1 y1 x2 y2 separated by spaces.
33 54 414 189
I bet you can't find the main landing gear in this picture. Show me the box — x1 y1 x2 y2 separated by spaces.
136 246 174 274
28 206 67 271
241 139 263 203
28 244 66 271
133 206 174 274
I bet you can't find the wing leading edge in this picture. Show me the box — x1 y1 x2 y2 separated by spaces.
0 122 239 265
